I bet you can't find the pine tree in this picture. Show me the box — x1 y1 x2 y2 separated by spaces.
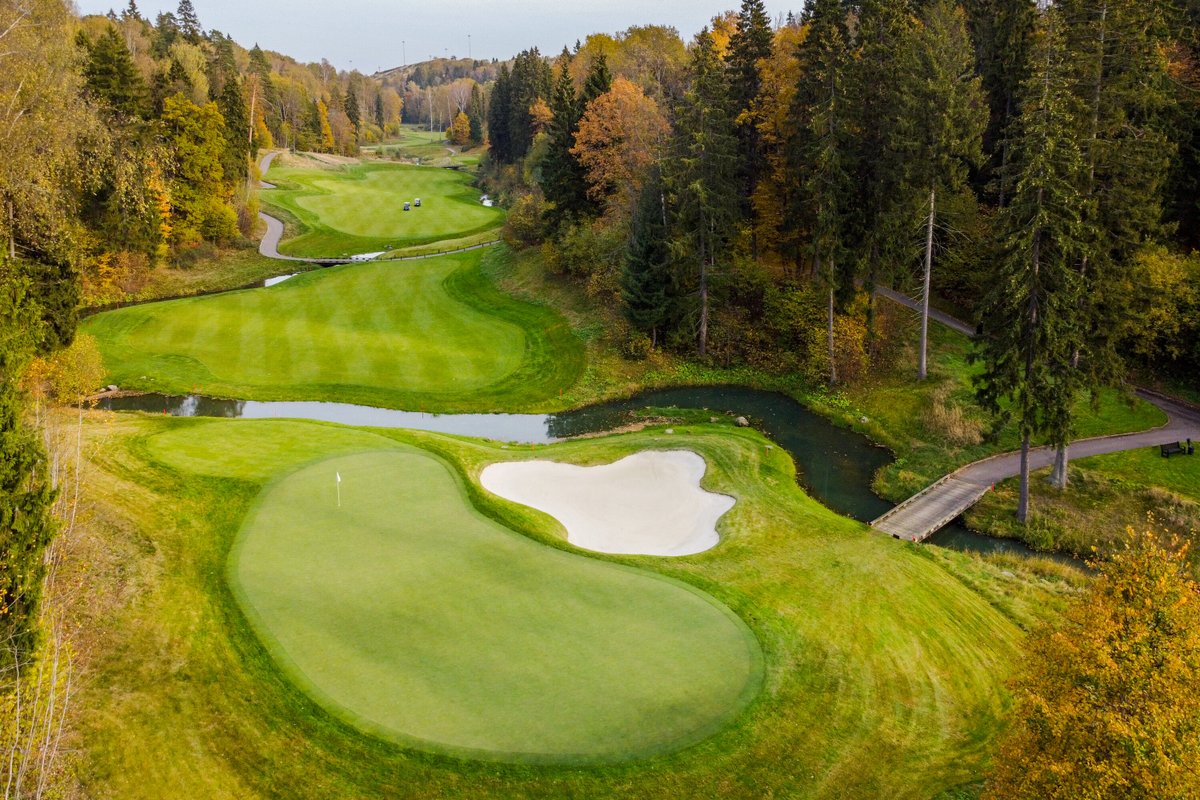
540 51 591 230
894 0 986 380
726 0 774 241
669 29 739 358
122 0 141 22
975 7 1086 523
374 93 385 129
581 52 612 107
175 0 202 43
789 0 855 384
82 26 148 118
621 173 672 346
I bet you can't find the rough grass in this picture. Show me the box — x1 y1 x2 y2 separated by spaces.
81 247 584 412
262 160 502 257
61 412 1079 799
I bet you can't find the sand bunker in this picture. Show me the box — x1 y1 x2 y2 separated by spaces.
479 450 734 557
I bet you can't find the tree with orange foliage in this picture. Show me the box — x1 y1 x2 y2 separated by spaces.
570 77 669 215
984 528 1200 800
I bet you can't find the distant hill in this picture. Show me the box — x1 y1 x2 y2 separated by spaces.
375 57 506 89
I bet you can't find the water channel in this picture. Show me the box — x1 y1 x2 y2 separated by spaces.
97 385 1049 559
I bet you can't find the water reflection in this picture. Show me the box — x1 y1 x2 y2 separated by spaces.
98 387 1057 560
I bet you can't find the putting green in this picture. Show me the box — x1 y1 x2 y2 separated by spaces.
263 161 503 257
82 248 584 411
230 448 762 763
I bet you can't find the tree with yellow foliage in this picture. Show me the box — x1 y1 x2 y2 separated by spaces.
447 111 471 146
570 77 669 215
985 528 1200 799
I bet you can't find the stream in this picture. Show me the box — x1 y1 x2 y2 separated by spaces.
98 385 1058 560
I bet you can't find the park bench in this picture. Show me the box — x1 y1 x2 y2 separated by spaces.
1160 440 1195 457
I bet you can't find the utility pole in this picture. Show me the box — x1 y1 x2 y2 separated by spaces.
402 40 406 67
428 84 433 133
468 34 472 60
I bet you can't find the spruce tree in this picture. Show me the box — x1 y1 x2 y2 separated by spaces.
0 272 56 672
374 93 385 129
726 0 774 241
976 7 1086 523
1046 0 1176 482
487 64 513 161
581 52 612 107
468 83 485 145
82 26 148 118
789 0 855 384
217 77 250 183
846 0 914 313
344 85 361 131
506 48 552 160
540 51 591 230
894 0 986 380
621 173 671 346
669 29 739 358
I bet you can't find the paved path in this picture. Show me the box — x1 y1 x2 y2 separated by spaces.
874 286 978 338
873 391 1200 541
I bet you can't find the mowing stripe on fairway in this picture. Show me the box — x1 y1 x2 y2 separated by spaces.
83 248 584 411
262 161 504 257
228 447 764 764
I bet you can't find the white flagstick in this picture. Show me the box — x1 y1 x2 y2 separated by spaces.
336 471 342 508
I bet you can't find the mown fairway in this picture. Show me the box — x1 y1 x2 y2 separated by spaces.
232 448 761 763
82 248 583 411
262 159 503 257
67 414 1046 798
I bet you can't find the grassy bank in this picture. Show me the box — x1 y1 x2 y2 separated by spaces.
64 411 1082 798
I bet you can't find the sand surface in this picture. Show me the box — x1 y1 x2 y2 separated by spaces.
479 450 734 557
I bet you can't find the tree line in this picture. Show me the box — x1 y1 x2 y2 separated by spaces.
479 0 1200 522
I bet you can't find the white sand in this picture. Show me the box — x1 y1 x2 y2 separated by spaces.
479 450 734 557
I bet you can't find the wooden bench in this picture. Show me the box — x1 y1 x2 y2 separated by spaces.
1161 441 1194 457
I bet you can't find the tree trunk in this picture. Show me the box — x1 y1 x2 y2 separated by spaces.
1018 431 1031 523
698 257 709 358
919 186 935 380
1051 443 1069 489
248 83 257 146
827 285 838 386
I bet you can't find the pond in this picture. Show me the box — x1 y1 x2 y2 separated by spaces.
97 386 1049 559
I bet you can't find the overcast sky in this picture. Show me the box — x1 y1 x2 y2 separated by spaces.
75 0 799 73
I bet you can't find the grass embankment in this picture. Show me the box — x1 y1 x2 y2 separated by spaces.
82 247 583 411
364 125 483 168
967 450 1200 568
66 412 1080 798
262 157 501 257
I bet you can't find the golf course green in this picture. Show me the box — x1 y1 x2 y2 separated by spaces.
262 159 503 257
230 447 761 763
72 414 1036 797
82 248 583 410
